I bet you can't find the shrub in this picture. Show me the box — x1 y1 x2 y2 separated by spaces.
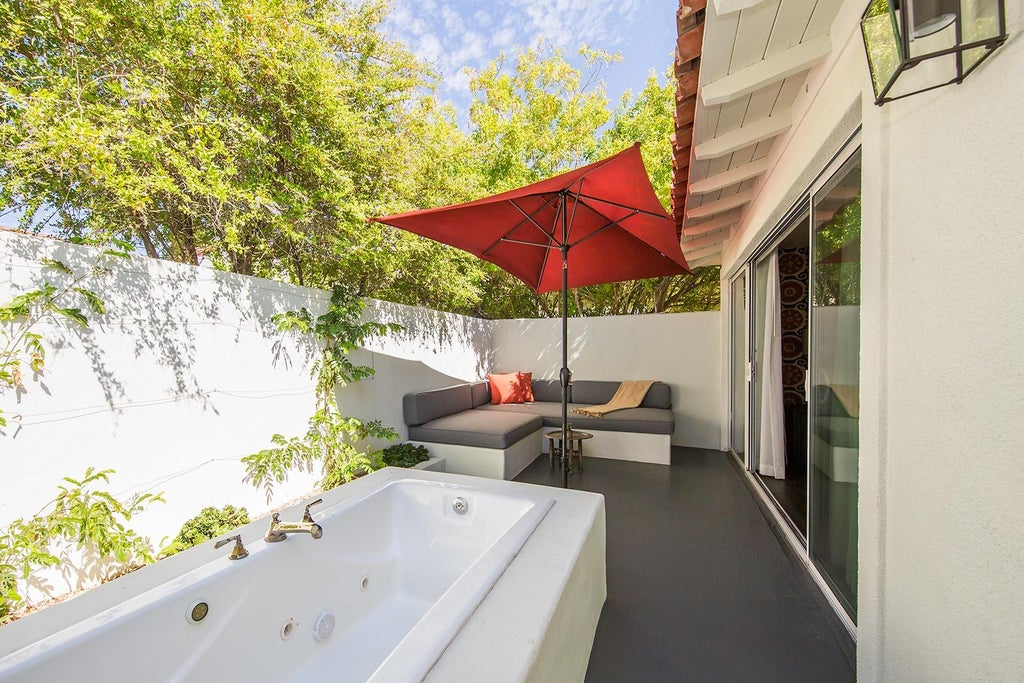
161 505 250 557
381 443 430 469
0 468 162 624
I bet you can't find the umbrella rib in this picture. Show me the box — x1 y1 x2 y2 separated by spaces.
575 192 669 220
508 197 561 244
481 194 560 256
568 209 640 249
567 181 582 238
499 237 561 249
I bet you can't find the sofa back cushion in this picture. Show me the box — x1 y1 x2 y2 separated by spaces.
403 384 473 426
530 379 562 403
571 380 672 409
469 381 491 407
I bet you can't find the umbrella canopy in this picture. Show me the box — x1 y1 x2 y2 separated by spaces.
373 144 689 294
373 144 689 487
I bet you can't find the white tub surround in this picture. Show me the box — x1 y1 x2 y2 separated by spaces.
0 469 605 683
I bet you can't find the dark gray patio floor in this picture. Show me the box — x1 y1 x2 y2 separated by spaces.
514 446 855 682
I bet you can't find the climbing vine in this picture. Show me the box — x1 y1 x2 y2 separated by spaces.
0 244 129 434
242 285 401 499
0 468 163 624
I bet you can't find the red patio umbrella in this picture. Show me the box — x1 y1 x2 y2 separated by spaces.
373 144 689 487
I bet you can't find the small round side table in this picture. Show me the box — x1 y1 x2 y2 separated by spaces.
546 429 593 474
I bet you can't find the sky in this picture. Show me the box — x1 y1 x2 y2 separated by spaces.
382 0 677 125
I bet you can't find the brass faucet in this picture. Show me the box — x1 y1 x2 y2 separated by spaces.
265 498 324 543
214 534 249 560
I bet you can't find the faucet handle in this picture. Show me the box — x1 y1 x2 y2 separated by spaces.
215 534 249 560
302 498 323 523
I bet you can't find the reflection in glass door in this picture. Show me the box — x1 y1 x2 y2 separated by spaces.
808 151 862 619
729 272 747 461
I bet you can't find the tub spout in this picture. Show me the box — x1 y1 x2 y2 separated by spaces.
214 534 249 560
265 499 324 543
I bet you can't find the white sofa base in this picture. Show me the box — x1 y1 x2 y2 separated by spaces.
541 429 671 466
410 430 542 480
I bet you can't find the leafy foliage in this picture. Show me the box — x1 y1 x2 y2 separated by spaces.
467 57 719 318
381 442 430 469
243 286 399 499
1 0 718 317
160 505 250 557
0 253 124 433
0 468 163 624
814 195 861 307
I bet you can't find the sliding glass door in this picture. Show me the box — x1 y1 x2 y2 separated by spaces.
808 151 862 618
730 139 861 625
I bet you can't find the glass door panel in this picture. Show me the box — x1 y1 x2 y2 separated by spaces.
808 151 862 619
729 272 747 460
750 211 810 538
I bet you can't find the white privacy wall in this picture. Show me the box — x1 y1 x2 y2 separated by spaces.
491 312 722 449
1 227 722 605
0 231 490 568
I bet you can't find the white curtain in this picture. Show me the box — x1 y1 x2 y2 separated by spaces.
758 251 786 479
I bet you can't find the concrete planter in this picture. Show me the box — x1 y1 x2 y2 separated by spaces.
413 457 445 472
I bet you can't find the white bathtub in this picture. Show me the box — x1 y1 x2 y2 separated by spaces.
0 469 602 683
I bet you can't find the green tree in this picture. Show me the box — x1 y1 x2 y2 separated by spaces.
0 0 483 302
583 70 721 314
467 59 719 317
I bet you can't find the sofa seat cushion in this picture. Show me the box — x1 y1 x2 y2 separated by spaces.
478 402 674 435
408 410 542 449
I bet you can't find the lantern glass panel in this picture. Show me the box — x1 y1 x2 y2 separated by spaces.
861 0 901 96
962 0 1002 71
962 0 1002 43
886 51 958 99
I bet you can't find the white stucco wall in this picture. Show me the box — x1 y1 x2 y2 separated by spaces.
491 312 723 449
0 231 489 580
857 2 1024 679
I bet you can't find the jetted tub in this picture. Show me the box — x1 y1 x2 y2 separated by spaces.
0 469 606 682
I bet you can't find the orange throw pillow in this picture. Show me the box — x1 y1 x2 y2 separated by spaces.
489 370 532 403
518 371 534 402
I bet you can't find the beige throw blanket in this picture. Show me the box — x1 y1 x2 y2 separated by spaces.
571 380 655 418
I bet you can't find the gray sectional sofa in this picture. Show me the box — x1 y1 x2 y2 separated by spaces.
403 379 674 480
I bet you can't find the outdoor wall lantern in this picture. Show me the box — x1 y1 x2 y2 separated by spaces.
861 0 1007 105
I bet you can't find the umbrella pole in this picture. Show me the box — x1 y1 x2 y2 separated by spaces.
560 200 571 489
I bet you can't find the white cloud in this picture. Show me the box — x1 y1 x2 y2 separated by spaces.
418 33 444 63
492 27 516 49
441 5 464 33
385 0 656 119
